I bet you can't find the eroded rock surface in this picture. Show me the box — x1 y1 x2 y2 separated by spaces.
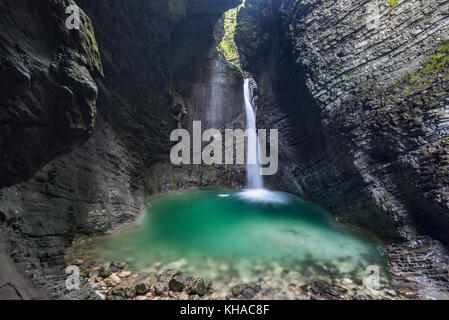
236 0 449 294
0 0 102 189
0 0 244 299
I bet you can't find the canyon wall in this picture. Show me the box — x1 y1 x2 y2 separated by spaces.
0 0 102 189
236 0 449 291
236 0 449 243
0 0 244 299
2 0 447 299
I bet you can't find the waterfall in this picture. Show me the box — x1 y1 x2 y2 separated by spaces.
244 79 264 190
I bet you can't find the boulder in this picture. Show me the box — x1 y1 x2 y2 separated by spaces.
135 278 152 296
186 278 211 296
106 286 136 300
99 264 112 278
157 269 181 284
71 259 84 266
169 276 185 292
153 282 166 296
231 282 260 299
110 261 127 272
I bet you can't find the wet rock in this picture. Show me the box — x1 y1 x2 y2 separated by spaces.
135 278 152 296
242 287 257 299
99 264 112 278
105 274 121 287
169 276 185 292
231 284 245 297
153 282 166 296
178 292 189 300
385 290 397 297
157 269 181 284
89 270 100 278
299 284 309 293
110 261 126 272
186 278 211 296
231 283 260 298
236 0 449 292
354 279 363 286
0 0 102 189
0 0 247 300
106 286 136 300
79 267 90 278
71 259 84 266
310 281 347 299
118 271 132 278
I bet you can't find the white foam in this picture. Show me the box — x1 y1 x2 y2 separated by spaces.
238 189 288 204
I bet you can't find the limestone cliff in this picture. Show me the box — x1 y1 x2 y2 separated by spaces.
0 0 102 189
236 0 449 292
0 0 244 299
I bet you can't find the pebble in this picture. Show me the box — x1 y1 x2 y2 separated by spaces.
154 282 166 296
118 271 132 278
99 264 112 278
105 274 121 287
72 259 84 266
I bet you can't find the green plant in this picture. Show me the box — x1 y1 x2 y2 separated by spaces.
218 1 245 64
419 41 449 75
387 0 400 8
381 40 449 98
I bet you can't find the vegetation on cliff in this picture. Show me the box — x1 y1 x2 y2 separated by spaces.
419 41 449 76
218 1 245 76
219 5 242 63
387 0 400 9
384 40 449 97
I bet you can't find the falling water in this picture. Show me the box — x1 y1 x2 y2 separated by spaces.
244 79 264 189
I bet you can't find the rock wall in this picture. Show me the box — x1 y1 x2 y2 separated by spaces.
237 0 449 242
0 0 102 189
236 0 449 293
0 0 103 300
0 0 244 299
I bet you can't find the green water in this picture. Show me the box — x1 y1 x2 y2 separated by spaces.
76 189 388 290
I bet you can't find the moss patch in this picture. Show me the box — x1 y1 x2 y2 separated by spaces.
80 9 103 76
418 41 449 76
387 0 400 8
218 1 245 75
379 40 449 98
219 6 241 63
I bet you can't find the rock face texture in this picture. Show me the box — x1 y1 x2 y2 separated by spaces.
237 0 449 242
0 0 103 300
76 0 245 193
2 0 447 300
0 0 244 299
0 0 102 189
236 0 449 293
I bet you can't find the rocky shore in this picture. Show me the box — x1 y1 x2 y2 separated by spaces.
66 260 418 301
66 239 438 301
